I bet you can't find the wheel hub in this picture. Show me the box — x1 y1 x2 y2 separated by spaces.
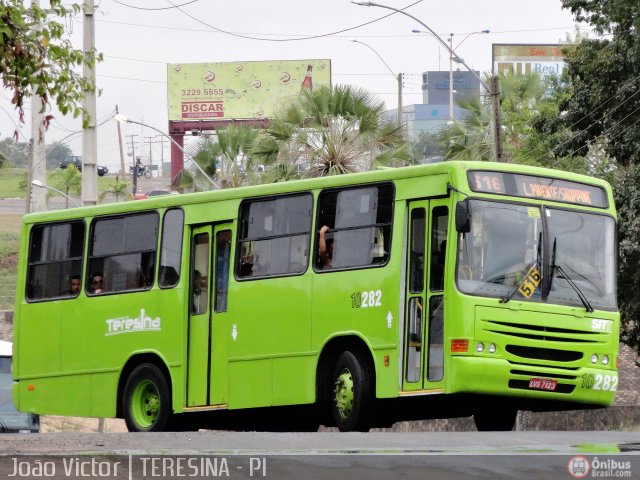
334 369 354 420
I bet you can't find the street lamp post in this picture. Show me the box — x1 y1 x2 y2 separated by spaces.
353 0 503 162
31 180 80 208
114 115 216 187
349 39 403 127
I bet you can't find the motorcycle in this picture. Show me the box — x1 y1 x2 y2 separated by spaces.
129 163 152 179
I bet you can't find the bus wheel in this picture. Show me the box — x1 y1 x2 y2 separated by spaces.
123 363 171 432
473 407 518 431
331 351 372 432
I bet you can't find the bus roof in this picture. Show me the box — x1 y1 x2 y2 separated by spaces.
20 161 614 225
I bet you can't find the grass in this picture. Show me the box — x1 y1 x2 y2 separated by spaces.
0 168 26 198
0 213 22 310
0 167 122 201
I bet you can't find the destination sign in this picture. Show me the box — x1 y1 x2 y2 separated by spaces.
467 171 608 208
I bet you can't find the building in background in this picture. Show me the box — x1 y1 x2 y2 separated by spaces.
386 69 481 141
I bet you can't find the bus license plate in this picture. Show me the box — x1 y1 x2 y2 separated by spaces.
529 378 557 391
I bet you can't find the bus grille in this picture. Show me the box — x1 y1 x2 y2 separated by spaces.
505 345 583 362
485 320 601 343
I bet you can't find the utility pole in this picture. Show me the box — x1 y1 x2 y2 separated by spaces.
144 136 155 176
491 76 504 163
116 105 125 175
29 0 47 213
127 134 138 195
397 73 403 128
81 0 98 205
157 135 167 177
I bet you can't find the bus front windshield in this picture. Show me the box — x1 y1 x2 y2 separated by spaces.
456 200 616 311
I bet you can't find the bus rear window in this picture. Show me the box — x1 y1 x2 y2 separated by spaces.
26 221 85 301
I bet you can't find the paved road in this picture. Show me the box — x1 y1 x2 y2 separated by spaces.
0 431 638 480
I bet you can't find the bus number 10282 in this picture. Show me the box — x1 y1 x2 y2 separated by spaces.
351 290 382 309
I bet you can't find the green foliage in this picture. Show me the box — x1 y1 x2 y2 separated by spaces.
0 138 29 167
439 97 493 161
0 1 101 128
614 164 640 350
50 163 81 208
254 85 409 181
410 131 445 163
99 175 132 203
45 142 73 170
188 126 259 189
557 0 640 166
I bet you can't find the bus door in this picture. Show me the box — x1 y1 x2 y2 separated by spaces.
402 199 449 391
187 224 232 407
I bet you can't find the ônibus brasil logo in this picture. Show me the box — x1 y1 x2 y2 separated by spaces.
568 456 591 478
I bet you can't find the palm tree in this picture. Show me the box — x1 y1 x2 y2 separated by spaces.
99 175 132 203
189 126 260 189
254 85 409 180
50 164 81 208
439 97 493 161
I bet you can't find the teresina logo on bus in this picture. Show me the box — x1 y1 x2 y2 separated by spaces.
105 309 161 336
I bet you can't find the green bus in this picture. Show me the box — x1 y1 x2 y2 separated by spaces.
12 161 619 432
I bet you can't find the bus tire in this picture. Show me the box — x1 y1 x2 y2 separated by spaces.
123 363 171 432
331 351 372 432
473 407 518 431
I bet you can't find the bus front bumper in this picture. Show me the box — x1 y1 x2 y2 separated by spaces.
450 356 617 407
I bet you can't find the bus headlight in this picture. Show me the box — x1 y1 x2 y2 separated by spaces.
602 355 609 366
488 343 496 354
591 354 598 364
476 342 484 353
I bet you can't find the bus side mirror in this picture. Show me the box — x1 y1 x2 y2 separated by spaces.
455 200 471 233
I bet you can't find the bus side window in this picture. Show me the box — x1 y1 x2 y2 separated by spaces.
88 212 159 295
159 209 184 288
26 221 85 301
236 194 312 279
315 183 394 271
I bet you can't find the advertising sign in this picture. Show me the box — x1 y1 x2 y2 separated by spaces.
167 60 331 121
492 44 565 77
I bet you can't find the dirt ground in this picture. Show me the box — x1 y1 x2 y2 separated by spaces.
41 416 128 433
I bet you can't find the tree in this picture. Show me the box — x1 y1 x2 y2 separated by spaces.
254 85 409 180
0 137 29 167
49 163 80 208
99 175 132 203
0 1 99 129
45 142 72 170
556 0 640 166
439 97 493 162
190 126 260 189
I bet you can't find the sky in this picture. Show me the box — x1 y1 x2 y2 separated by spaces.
0 0 586 173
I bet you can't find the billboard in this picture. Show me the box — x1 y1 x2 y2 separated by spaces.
492 44 565 77
167 60 332 121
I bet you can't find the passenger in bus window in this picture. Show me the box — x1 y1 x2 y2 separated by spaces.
192 270 207 314
318 225 334 269
69 275 81 295
90 272 104 294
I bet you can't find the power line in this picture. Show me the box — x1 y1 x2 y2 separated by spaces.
163 0 424 42
113 0 200 10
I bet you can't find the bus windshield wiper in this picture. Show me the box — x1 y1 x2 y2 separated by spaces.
548 238 594 313
500 232 542 304
552 264 594 313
